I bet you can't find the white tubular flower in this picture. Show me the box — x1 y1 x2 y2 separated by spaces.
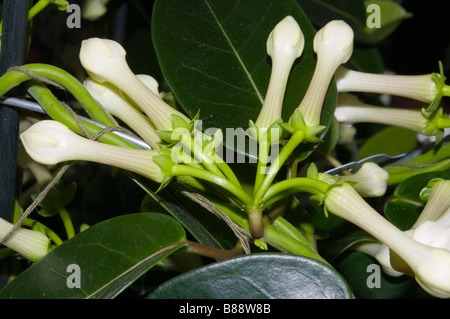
406 206 450 251
335 66 440 103
83 77 161 150
136 74 160 97
335 94 429 134
413 180 450 228
79 38 190 131
298 20 354 126
20 120 164 183
255 16 304 131
325 183 450 298
352 241 404 277
0 218 50 262
339 162 389 197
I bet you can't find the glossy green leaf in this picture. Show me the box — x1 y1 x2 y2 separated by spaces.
335 252 432 299
152 0 336 156
0 213 187 299
147 253 351 299
384 171 450 230
300 0 411 44
358 126 418 158
363 0 413 43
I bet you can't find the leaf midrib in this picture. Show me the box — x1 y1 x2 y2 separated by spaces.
203 0 264 105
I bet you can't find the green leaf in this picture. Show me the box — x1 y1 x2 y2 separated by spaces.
358 126 418 158
147 253 351 298
363 0 413 43
384 171 450 230
335 252 431 299
0 213 187 299
300 0 411 44
152 0 336 157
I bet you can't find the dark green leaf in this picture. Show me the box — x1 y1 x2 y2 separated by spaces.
0 213 186 299
384 171 450 229
147 253 351 298
358 126 418 159
152 0 336 157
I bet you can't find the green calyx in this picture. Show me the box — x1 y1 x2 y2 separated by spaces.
422 106 445 143
278 109 326 144
428 61 447 113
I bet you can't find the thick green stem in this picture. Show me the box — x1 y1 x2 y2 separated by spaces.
253 130 304 204
1 64 115 126
254 136 270 193
261 177 330 207
182 240 245 260
171 165 253 207
26 81 139 149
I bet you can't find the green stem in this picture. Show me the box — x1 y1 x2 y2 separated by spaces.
214 157 241 187
182 135 225 178
442 84 450 97
171 164 253 207
26 81 139 149
254 136 270 193
57 206 75 240
437 116 450 129
261 177 330 207
1 64 115 126
253 130 305 204
21 218 64 246
271 216 315 250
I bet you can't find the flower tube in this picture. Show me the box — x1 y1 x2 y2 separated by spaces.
83 77 161 150
338 162 389 197
255 16 304 131
0 218 50 262
413 179 450 228
20 120 164 183
79 38 190 131
335 66 446 103
335 94 430 133
324 183 450 298
297 20 354 126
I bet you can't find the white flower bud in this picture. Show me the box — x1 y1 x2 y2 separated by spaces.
20 120 164 183
298 20 354 126
335 66 439 103
81 0 111 21
325 183 450 298
335 94 429 133
255 16 304 130
83 77 161 150
340 162 389 197
79 38 190 130
0 218 49 261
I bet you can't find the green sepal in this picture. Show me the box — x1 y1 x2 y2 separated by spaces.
306 163 319 179
427 61 446 113
422 106 444 143
171 114 190 130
